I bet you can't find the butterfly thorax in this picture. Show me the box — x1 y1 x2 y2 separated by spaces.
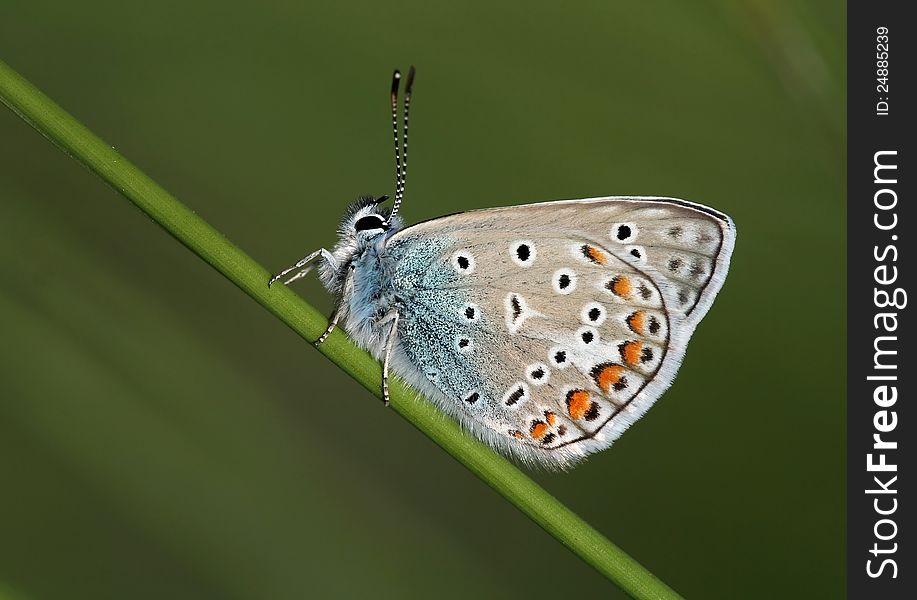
318 201 405 357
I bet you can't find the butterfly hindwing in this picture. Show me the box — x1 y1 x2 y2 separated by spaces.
384 197 735 468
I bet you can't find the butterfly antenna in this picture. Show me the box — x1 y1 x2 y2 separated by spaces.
388 70 404 225
395 65 416 222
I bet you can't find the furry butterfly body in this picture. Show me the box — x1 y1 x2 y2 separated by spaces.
271 69 736 469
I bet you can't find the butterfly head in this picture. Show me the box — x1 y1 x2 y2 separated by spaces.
320 195 404 293
339 194 403 239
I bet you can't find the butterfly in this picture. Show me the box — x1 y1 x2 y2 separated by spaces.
270 67 736 469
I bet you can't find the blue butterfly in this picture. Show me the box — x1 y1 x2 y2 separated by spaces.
271 67 735 469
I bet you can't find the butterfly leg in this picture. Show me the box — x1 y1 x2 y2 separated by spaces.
378 308 400 406
268 248 336 287
315 263 354 345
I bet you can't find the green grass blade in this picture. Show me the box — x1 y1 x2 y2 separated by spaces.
0 58 682 600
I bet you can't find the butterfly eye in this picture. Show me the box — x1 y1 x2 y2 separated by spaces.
354 215 386 232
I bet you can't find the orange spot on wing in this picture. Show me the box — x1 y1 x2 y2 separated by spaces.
620 341 643 366
545 411 557 426
609 276 631 298
583 245 608 265
566 390 591 420
595 364 626 394
530 421 549 440
626 311 646 335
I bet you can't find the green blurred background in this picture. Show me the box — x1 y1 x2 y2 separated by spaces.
1 1 844 598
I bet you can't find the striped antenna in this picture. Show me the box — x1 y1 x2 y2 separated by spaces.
397 65 416 221
386 66 416 225
388 70 403 224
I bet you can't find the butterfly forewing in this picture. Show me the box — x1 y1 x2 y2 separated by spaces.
385 197 735 467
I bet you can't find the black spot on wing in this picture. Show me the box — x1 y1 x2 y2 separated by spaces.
505 386 525 406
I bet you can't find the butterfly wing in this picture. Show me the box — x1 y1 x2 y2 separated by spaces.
383 197 735 468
